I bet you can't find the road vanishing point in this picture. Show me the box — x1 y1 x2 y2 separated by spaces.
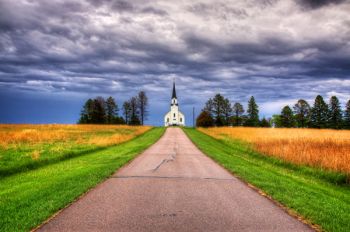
38 128 313 232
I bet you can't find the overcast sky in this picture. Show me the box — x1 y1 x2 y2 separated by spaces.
0 0 350 125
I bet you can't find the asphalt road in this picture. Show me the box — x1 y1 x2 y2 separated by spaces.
38 128 313 232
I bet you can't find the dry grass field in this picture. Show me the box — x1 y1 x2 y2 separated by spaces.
0 124 151 175
198 127 350 174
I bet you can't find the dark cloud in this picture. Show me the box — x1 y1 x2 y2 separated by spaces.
0 0 349 124
296 0 347 9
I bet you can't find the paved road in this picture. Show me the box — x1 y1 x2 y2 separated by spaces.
38 128 313 232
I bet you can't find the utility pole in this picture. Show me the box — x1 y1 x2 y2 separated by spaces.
193 107 195 128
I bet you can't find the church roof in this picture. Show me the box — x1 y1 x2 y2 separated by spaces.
172 82 177 99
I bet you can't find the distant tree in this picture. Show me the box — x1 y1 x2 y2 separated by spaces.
328 96 342 129
137 91 148 125
196 110 214 127
245 96 259 127
106 96 118 124
78 98 94 124
232 102 244 126
280 106 296 128
92 97 106 124
122 101 132 125
260 117 270 128
204 98 214 117
203 94 232 126
129 97 140 125
222 98 232 126
271 114 282 128
293 99 310 128
309 95 328 128
343 100 350 129
212 94 226 126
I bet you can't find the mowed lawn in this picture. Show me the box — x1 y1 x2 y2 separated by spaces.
184 128 350 232
0 125 164 231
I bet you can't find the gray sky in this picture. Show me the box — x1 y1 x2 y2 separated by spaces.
1 0 350 125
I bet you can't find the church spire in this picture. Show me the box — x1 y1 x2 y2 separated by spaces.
172 81 177 99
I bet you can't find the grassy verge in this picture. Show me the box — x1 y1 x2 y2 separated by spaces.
183 128 350 232
0 127 165 232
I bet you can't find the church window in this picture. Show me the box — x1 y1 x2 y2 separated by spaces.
167 118 169 122
174 113 176 118
180 118 182 122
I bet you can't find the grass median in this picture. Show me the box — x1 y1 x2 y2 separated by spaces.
183 127 350 232
0 127 165 232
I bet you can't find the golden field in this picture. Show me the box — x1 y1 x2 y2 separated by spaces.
0 124 151 175
198 127 350 174
0 124 151 148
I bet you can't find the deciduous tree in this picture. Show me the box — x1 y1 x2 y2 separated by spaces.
196 110 214 127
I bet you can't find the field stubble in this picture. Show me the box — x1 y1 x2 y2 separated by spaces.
198 127 350 174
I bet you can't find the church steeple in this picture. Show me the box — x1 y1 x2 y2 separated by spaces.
172 81 177 99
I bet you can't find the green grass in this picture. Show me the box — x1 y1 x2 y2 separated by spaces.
0 126 147 177
0 127 165 232
183 128 350 232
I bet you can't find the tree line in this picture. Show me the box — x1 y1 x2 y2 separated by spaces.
196 94 350 129
78 91 148 125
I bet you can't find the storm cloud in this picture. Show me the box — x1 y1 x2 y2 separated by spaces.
0 0 350 124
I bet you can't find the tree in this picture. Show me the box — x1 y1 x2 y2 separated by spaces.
280 106 295 128
106 96 118 124
343 100 350 129
212 94 225 126
129 97 140 125
309 95 328 128
91 97 106 124
232 102 244 126
203 94 232 126
245 96 259 127
293 99 310 128
271 114 282 128
196 110 214 127
122 101 131 125
137 91 148 125
260 117 270 127
78 98 94 124
328 96 342 129
222 98 232 126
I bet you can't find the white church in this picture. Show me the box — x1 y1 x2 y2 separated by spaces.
164 82 185 127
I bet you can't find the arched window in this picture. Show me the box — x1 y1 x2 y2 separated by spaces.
180 118 182 122
167 118 169 122
174 113 176 118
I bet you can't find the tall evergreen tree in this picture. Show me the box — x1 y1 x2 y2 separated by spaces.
78 98 94 124
293 99 310 128
92 97 106 124
232 102 244 126
106 96 118 124
137 91 148 125
328 96 342 129
129 97 140 125
222 98 232 126
245 96 259 127
309 95 328 128
280 106 295 128
122 101 131 125
212 94 225 126
343 100 350 129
